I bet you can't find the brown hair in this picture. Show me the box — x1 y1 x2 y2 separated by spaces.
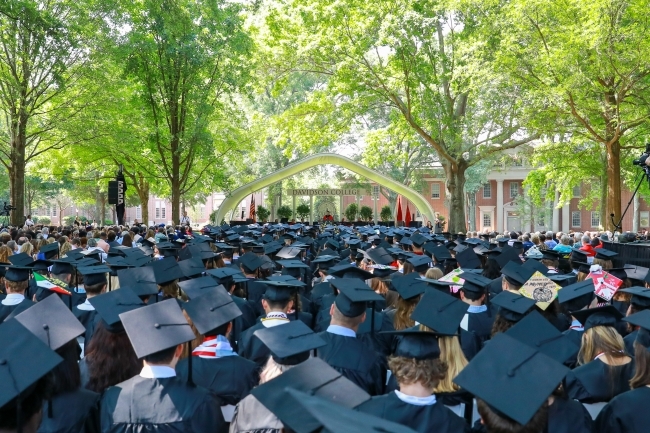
159 280 187 301
577 325 627 366
370 277 389 295
121 234 133 247
388 355 446 391
491 313 516 337
425 267 443 280
180 309 204 359
477 399 548 433
592 258 612 270
85 321 140 393
0 245 12 263
402 261 415 275
5 279 28 294
393 296 418 330
631 341 650 389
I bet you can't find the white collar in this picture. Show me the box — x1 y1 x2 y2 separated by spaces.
76 299 95 311
1 293 25 306
394 390 437 406
261 312 290 328
326 324 356 338
322 275 335 282
140 365 177 379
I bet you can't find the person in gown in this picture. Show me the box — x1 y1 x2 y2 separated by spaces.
0 264 35 321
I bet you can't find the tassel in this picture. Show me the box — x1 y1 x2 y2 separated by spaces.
187 342 194 386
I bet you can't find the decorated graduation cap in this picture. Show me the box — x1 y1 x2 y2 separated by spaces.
571 305 623 331
251 357 370 424
383 329 445 360
331 278 383 318
491 291 536 322
183 285 241 336
178 276 221 300
77 265 109 287
148 257 184 285
0 319 63 419
119 299 195 359
14 295 86 351
505 310 579 364
453 332 569 426
89 288 146 333
411 290 466 335
254 320 326 365
456 247 481 269
39 241 60 259
557 279 595 311
595 248 618 261
620 286 650 308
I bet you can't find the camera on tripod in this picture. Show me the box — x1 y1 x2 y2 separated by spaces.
0 202 15 218
633 143 650 167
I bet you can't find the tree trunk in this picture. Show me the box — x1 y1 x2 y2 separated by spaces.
442 160 468 233
467 192 476 231
9 119 27 226
137 174 150 225
605 138 621 232
171 139 181 225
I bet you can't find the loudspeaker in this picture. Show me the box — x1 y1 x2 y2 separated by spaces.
108 181 118 205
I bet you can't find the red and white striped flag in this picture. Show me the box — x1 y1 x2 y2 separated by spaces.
249 195 256 222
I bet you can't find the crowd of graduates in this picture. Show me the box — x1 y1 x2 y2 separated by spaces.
1 220 650 433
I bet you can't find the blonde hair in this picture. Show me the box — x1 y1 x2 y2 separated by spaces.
59 242 72 257
19 242 34 256
578 326 627 366
425 267 443 280
159 280 187 301
592 258 612 270
418 324 468 392
259 357 293 384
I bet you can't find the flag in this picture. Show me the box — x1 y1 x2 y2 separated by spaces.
248 195 256 222
396 196 403 222
405 203 412 226
33 272 71 296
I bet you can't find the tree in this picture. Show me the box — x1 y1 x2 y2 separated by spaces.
264 0 538 232
115 0 253 224
277 205 293 220
380 205 392 222
257 205 271 222
476 0 650 230
359 205 373 222
296 203 310 221
344 203 359 221
0 0 102 225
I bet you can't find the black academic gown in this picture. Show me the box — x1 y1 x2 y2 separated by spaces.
314 310 395 357
100 375 225 433
257 311 314 329
229 295 256 351
0 297 35 321
465 309 494 344
562 328 584 368
458 329 481 361
238 319 290 367
547 396 593 433
316 331 385 396
37 388 100 433
623 329 638 356
74 306 98 343
310 281 334 314
594 386 650 433
356 392 469 433
246 280 267 317
175 355 258 406
565 359 636 403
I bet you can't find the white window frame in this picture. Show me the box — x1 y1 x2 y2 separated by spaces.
510 182 519 199
136 206 141 220
573 185 581 198
591 211 600 228
482 212 492 228
372 185 379 197
640 211 650 228
572 211 581 228
431 183 441 199
483 183 491 199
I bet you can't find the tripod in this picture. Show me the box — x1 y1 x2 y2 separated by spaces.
610 168 650 234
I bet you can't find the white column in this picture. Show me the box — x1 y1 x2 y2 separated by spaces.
496 180 504 233
292 195 296 222
633 193 640 232
309 195 314 225
552 191 560 232
373 196 378 225
339 195 344 221
562 203 570 233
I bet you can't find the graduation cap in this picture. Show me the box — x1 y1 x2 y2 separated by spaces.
595 249 618 261
409 233 426 247
147 257 184 285
571 305 623 331
331 278 383 317
365 248 394 266
119 299 195 359
411 289 466 335
460 271 491 294
505 310 579 364
557 280 595 311
206 267 248 284
39 241 60 259
570 249 590 263
183 285 241 335
8 252 33 267
491 291 536 322
392 276 429 300
312 255 338 270
76 265 109 287
276 247 303 260
239 252 263 273
620 286 650 308
254 320 326 365
276 259 310 270
177 256 205 279
547 273 577 287
494 246 521 269
262 281 295 302
251 357 370 423
521 259 549 276
177 276 221 300
329 264 374 281
500 261 529 287
383 329 445 359
456 247 481 269
27 259 51 272
453 332 569 426
117 266 159 297
89 288 146 333
406 255 432 272
14 295 86 351
1 264 31 282
540 250 560 262
626 265 649 282
0 319 63 411
624 310 650 347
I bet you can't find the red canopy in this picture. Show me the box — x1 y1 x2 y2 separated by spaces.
396 196 403 222
405 204 412 226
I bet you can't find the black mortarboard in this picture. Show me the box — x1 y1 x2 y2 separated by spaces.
312 255 338 271
411 290 466 335
501 261 528 287
383 329 444 359
505 310 579 364
512 240 523 250
557 280 595 311
547 273 577 287
620 286 650 308
148 257 184 285
456 247 481 269
329 264 374 281
541 250 560 262
119 299 195 359
183 285 241 335
117 266 158 296
262 281 294 302
571 305 623 331
27 259 52 271
392 277 429 300
406 255 432 271
206 267 248 284
178 276 220 300
453 332 569 426
39 241 60 259
239 252 263 272
409 233 426 247
331 278 383 317
607 267 629 283
570 249 589 263
365 248 394 266
495 246 521 269
595 249 618 261
624 309 650 338
521 259 549 276
89 288 146 333
277 259 310 270
50 259 74 275
77 265 109 287
177 256 205 279
8 252 35 266
425 245 452 261
491 291 536 322
14 295 86 351
460 271 491 294
0 319 63 410
254 320 326 365
626 265 649 282
1 264 30 282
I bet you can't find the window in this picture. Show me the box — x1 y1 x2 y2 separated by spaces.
372 185 379 197
512 157 523 167
431 183 441 199
482 212 492 228
510 182 519 199
240 206 246 219
640 211 650 228
136 206 141 220
415 209 421 218
591 211 600 228
572 211 581 227
573 185 581 198
48 204 57 217
155 201 166 220
482 183 491 199
200 205 205 217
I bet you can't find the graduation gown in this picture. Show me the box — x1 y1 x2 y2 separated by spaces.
37 388 100 433
547 396 593 433
594 386 650 433
464 309 494 344
238 318 290 366
356 392 469 433
314 310 395 357
0 297 35 321
316 331 385 396
74 304 98 343
458 329 481 361
229 394 282 433
562 328 584 368
623 329 638 356
100 375 225 433
564 359 636 403
229 295 257 352
175 355 258 406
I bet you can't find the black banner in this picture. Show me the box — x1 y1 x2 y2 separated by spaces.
116 173 127 225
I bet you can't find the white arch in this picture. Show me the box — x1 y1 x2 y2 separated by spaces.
215 153 435 223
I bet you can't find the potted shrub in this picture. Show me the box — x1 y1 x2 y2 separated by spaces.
359 205 373 222
277 205 293 223
380 205 392 223
296 203 310 222
257 205 271 223
344 203 359 222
